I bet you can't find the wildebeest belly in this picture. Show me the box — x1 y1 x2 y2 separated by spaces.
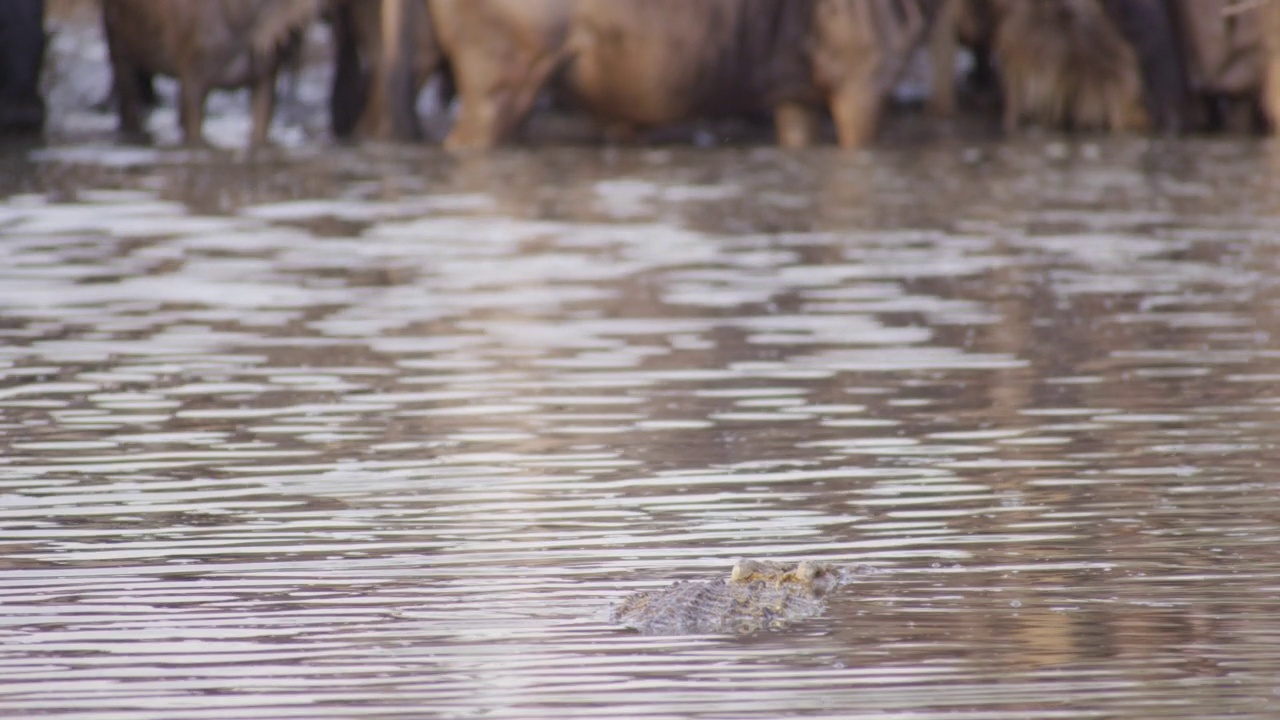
566 0 820 127
103 0 315 88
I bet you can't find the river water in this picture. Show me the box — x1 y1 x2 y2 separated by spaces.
2 133 1280 718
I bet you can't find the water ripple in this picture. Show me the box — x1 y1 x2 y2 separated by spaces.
1 139 1279 718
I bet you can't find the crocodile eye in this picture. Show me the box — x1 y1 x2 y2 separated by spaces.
799 561 829 582
730 559 759 582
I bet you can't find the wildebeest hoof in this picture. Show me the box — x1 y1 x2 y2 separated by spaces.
118 128 153 146
0 103 45 135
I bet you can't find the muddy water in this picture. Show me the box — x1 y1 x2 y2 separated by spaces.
2 137 1280 718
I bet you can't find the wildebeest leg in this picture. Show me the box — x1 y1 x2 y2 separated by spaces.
1001 71 1021 132
329 0 367 139
444 45 502 149
375 0 420 139
1262 0 1280 133
446 42 562 150
103 12 149 141
334 0 441 141
829 68 883 149
815 0 917 149
177 79 210 146
1103 0 1190 134
360 0 430 140
447 76 514 150
275 29 305 127
874 0 927 95
774 102 819 149
497 46 566 142
93 70 157 113
249 63 279 146
928 0 963 116
112 67 150 141
0 0 46 134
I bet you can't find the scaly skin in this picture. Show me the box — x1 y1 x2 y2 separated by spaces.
611 559 854 636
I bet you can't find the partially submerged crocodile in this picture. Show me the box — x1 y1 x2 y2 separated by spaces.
610 559 864 636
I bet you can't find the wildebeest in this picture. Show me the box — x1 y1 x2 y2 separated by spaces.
993 0 1148 132
373 0 929 150
563 0 928 149
101 0 323 146
0 0 46 135
930 0 1187 133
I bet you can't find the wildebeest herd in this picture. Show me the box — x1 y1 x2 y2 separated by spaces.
3 0 1280 148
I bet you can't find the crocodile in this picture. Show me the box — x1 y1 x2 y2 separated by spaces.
610 559 863 636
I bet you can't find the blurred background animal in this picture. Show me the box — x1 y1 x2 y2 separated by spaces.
993 0 1148 132
101 0 322 145
30 0 1280 148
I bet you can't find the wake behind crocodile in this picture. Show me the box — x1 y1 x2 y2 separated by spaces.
610 559 876 636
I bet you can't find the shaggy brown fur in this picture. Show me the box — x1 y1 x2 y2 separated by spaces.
994 0 1148 132
101 0 323 145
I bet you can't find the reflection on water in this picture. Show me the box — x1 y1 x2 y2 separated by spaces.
2 138 1280 718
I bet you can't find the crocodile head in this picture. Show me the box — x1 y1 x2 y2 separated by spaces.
729 559 842 596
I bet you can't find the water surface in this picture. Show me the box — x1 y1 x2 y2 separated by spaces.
2 137 1280 718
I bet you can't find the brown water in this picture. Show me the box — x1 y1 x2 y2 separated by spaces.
2 135 1280 719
